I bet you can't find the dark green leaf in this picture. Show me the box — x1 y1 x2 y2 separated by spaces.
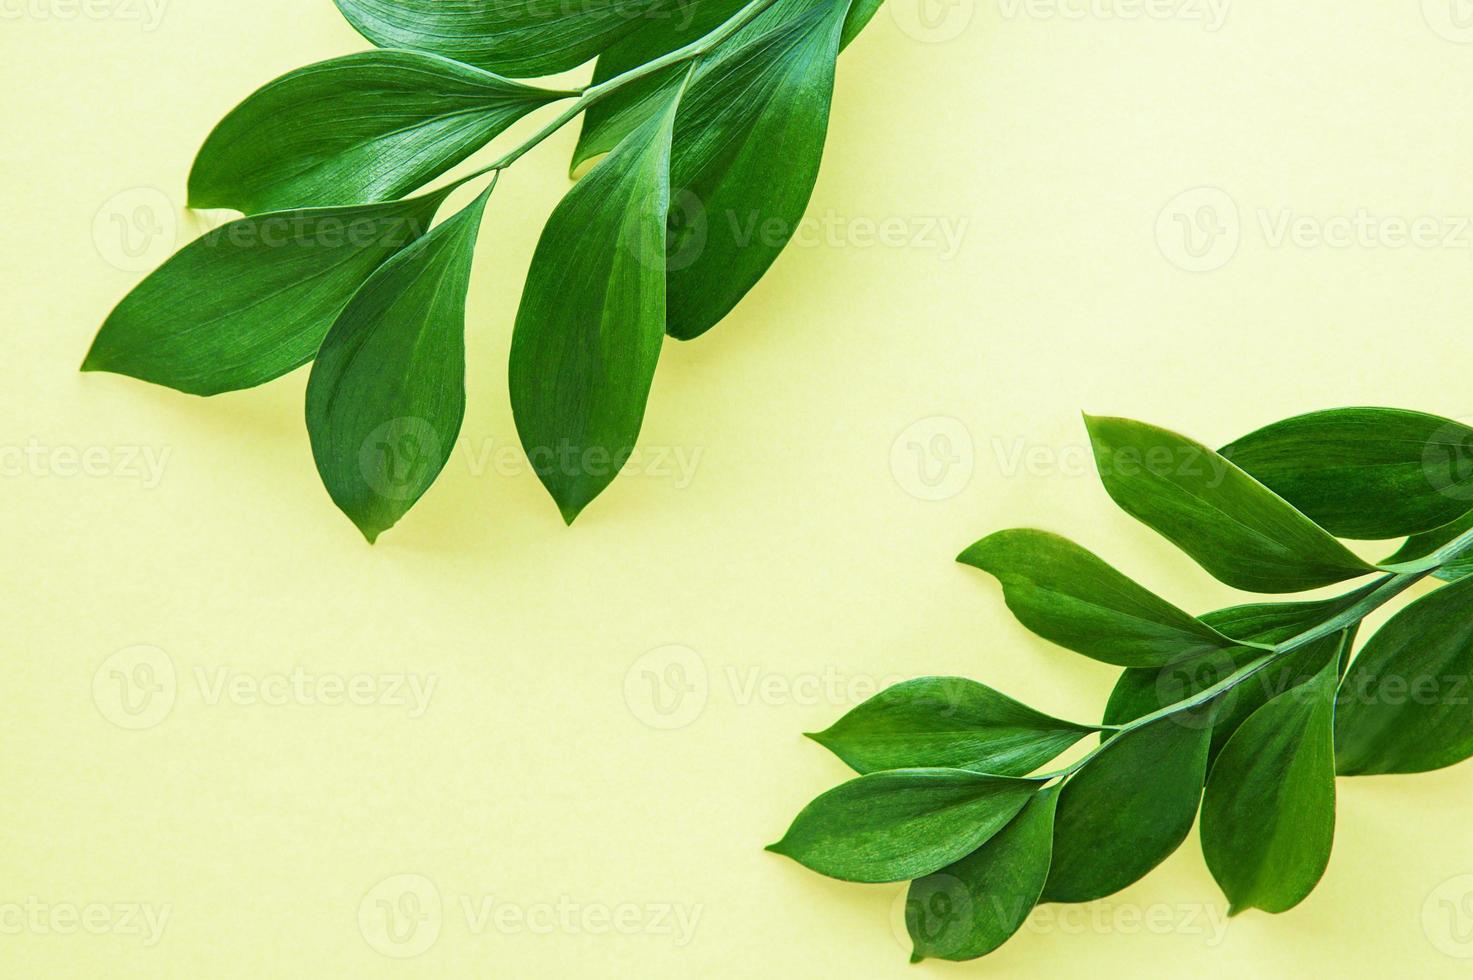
664 0 848 339
306 187 492 542
1041 713 1212 903
1336 575 1473 775
907 786 1060 962
765 769 1041 883
839 0 884 47
958 529 1242 668
1084 415 1374 593
82 193 446 396
1221 408 1473 540
509 73 686 523
190 51 567 214
332 0 660 76
1201 658 1337 914
807 677 1097 776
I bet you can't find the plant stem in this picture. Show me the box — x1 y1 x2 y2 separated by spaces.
1039 523 1473 782
462 0 783 179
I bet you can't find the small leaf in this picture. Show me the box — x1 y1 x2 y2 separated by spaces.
808 676 1097 776
306 187 492 542
765 769 1041 883
83 193 446 396
332 0 659 76
1221 408 1473 540
1336 575 1473 775
907 786 1060 962
1041 713 1212 904
1084 415 1375 593
959 529 1242 668
509 72 687 522
190 51 567 214
1201 658 1338 915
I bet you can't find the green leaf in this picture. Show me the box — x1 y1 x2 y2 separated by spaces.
839 0 884 47
509 72 687 523
306 187 492 542
1221 408 1473 540
1041 713 1212 904
1084 415 1375 593
959 529 1242 668
1200 658 1338 915
664 0 849 339
807 677 1097 776
82 193 447 396
1104 592 1372 763
1336 575 1473 775
332 0 659 76
907 786 1060 962
765 769 1040 883
189 51 567 215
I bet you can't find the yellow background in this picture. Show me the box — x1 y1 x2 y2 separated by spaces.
7 0 1473 975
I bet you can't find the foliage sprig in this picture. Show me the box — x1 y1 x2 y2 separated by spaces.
770 407 1473 961
84 0 882 539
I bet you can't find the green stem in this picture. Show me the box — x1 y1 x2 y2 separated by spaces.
1041 523 1473 782
463 0 782 179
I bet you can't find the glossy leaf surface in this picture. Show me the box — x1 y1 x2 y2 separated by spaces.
808 676 1097 776
83 194 446 396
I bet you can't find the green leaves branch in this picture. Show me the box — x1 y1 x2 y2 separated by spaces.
771 406 1473 962
84 0 875 539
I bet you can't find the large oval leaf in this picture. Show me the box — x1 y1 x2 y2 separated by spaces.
190 51 568 215
1201 658 1337 914
907 786 1060 962
1084 415 1375 593
807 677 1098 776
765 769 1041 883
664 0 849 339
1336 575 1473 775
332 0 658 76
305 187 492 542
509 74 687 523
1041 713 1212 903
1221 408 1473 540
959 529 1241 667
82 193 447 396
